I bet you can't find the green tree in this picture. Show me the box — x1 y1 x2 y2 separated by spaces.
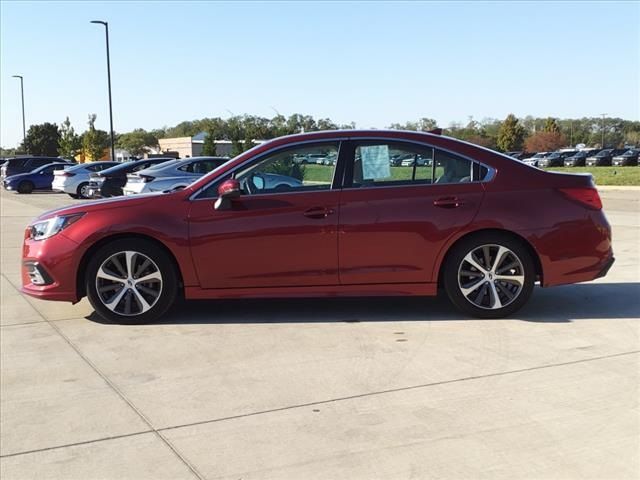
243 136 254 152
58 117 81 159
496 114 525 152
543 117 561 134
389 118 438 132
202 130 219 156
82 114 109 161
21 122 61 156
117 129 158 157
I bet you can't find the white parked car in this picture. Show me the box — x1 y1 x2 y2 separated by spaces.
122 157 229 195
52 161 120 198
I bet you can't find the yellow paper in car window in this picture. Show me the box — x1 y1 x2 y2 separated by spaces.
361 145 391 180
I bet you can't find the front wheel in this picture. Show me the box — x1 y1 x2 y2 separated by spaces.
17 181 34 194
443 233 535 318
85 239 178 324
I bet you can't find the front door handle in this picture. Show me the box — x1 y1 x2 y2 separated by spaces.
304 207 335 219
433 197 465 208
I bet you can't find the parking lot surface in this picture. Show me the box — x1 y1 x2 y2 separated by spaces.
1 188 639 480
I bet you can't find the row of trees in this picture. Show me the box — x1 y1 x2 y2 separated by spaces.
3 114 639 159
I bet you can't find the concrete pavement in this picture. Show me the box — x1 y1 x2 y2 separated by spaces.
1 188 638 479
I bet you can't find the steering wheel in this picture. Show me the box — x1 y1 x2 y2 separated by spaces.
241 173 263 195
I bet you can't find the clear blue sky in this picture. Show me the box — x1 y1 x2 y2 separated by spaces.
1 1 638 147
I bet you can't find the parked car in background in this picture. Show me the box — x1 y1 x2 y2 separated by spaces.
3 162 69 193
522 152 549 167
86 158 175 198
563 149 599 167
20 129 614 324
538 150 578 168
612 148 639 166
52 161 120 199
585 149 626 167
1 156 74 179
123 157 229 195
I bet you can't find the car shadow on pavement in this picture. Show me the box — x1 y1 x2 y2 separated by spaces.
85 282 640 325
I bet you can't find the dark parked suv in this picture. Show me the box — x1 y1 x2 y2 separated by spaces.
612 149 639 166
87 158 175 198
585 149 627 167
1 156 74 179
538 150 577 168
564 150 599 167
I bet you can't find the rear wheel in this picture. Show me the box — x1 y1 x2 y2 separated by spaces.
85 239 178 324
443 233 535 318
77 182 91 199
17 181 34 194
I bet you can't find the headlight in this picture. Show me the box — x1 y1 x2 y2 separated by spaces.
28 213 85 241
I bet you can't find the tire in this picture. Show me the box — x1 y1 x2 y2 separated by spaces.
77 182 91 199
17 181 34 194
443 233 535 319
85 238 178 324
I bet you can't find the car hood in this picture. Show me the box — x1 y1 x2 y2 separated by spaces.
36 192 165 221
3 172 31 182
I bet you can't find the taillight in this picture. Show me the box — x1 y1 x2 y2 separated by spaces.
57 171 76 177
558 187 602 210
140 175 155 183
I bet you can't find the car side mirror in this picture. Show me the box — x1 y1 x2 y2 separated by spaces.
214 178 241 210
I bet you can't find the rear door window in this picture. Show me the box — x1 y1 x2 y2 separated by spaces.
345 141 488 188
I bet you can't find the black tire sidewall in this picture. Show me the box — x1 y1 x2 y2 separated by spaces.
444 233 535 319
18 181 33 194
85 238 178 324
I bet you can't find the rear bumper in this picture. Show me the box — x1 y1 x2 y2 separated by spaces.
594 255 615 279
530 209 614 287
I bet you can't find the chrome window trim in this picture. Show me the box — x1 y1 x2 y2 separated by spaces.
189 135 495 201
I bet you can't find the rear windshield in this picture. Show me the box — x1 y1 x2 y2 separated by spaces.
147 159 179 170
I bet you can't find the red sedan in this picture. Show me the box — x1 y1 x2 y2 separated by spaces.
21 130 613 323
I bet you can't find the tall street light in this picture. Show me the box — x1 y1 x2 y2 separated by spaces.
11 75 26 146
600 113 607 148
91 20 115 162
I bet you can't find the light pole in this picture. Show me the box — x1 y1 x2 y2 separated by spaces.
11 75 26 146
600 113 607 148
91 20 115 162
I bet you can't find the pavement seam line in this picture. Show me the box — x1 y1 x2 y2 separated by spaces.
0 430 154 459
43 319 207 480
4 348 637 461
156 349 640 434
0 272 206 480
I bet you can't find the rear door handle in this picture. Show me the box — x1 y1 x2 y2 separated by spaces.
304 207 335 219
433 197 465 208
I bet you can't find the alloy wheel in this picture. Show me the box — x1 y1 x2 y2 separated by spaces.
95 251 163 316
457 244 525 310
80 184 91 198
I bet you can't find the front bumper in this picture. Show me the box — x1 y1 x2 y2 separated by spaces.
21 232 84 303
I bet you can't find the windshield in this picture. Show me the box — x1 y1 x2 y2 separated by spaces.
597 149 613 156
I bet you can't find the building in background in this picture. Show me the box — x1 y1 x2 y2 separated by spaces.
158 132 264 158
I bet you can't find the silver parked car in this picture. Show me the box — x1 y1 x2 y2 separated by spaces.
52 161 120 198
122 157 229 195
